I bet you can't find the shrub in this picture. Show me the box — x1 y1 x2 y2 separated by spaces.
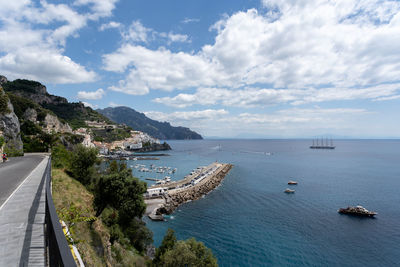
0 88 10 114
52 144 72 168
68 145 98 185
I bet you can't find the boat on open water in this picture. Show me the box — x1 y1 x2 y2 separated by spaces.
310 137 335 149
338 205 377 217
284 188 295 193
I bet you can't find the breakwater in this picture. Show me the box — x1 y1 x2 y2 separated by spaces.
144 162 233 220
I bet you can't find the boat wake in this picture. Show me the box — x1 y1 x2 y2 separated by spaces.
240 150 272 155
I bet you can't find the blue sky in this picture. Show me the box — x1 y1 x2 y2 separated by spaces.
1 0 400 138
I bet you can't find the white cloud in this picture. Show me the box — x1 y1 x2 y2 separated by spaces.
104 1 400 105
374 95 400 101
143 107 371 137
123 21 151 43
104 45 216 91
0 0 119 84
164 32 190 44
109 101 124 107
81 101 98 109
153 83 400 108
108 69 150 95
145 109 228 123
99 21 121 31
121 20 190 45
182 18 200 24
77 88 105 100
74 0 119 20
0 48 97 84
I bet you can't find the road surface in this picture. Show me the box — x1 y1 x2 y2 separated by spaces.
0 154 45 207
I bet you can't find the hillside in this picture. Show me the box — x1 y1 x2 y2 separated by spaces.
1 76 133 150
2 78 112 129
97 107 203 140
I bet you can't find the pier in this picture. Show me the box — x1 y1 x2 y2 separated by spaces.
144 162 233 220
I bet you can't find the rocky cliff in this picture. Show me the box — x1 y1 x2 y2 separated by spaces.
43 113 72 134
0 86 23 156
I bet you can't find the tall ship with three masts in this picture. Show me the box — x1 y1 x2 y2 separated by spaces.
310 137 335 149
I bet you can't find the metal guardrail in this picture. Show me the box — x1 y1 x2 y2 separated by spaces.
44 158 77 267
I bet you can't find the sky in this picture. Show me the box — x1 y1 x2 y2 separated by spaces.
1 0 400 138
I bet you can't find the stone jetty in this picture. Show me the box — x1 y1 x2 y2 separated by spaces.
144 163 233 220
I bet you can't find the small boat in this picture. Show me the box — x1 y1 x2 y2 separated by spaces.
338 205 377 217
288 180 298 185
284 188 295 193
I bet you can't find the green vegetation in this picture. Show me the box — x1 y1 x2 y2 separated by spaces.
68 145 98 185
52 145 218 266
3 142 24 156
0 136 5 148
52 168 146 266
22 131 54 152
7 92 44 119
0 87 10 114
95 161 152 253
43 102 112 130
2 79 44 94
153 229 218 267
91 127 132 143
53 146 152 255
3 78 112 130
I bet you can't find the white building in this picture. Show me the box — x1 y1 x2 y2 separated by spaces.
82 134 95 148
146 187 167 197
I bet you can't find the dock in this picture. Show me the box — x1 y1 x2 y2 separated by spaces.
144 162 233 220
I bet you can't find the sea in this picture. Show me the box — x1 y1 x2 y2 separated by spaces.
125 139 400 267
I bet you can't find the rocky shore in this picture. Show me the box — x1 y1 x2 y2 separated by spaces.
149 163 233 217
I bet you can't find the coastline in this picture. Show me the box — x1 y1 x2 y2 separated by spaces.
144 163 233 220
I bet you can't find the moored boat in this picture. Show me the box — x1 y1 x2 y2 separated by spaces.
338 205 377 217
284 188 295 193
288 180 298 185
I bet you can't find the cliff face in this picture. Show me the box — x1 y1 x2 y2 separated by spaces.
0 86 23 156
43 113 72 134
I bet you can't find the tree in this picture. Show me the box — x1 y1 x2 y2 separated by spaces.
94 161 150 252
51 144 71 168
68 145 98 185
94 162 147 219
153 228 177 265
159 238 218 267
124 218 153 253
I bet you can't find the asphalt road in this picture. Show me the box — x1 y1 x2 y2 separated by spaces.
0 154 45 207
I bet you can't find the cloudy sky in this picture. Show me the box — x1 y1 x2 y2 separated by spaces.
1 0 400 138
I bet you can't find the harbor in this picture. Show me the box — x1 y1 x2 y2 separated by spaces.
144 162 233 220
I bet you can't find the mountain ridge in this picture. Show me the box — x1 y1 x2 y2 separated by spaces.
97 106 203 140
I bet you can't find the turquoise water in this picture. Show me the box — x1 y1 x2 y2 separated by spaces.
128 140 400 266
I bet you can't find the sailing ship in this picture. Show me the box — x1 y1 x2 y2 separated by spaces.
310 137 335 149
